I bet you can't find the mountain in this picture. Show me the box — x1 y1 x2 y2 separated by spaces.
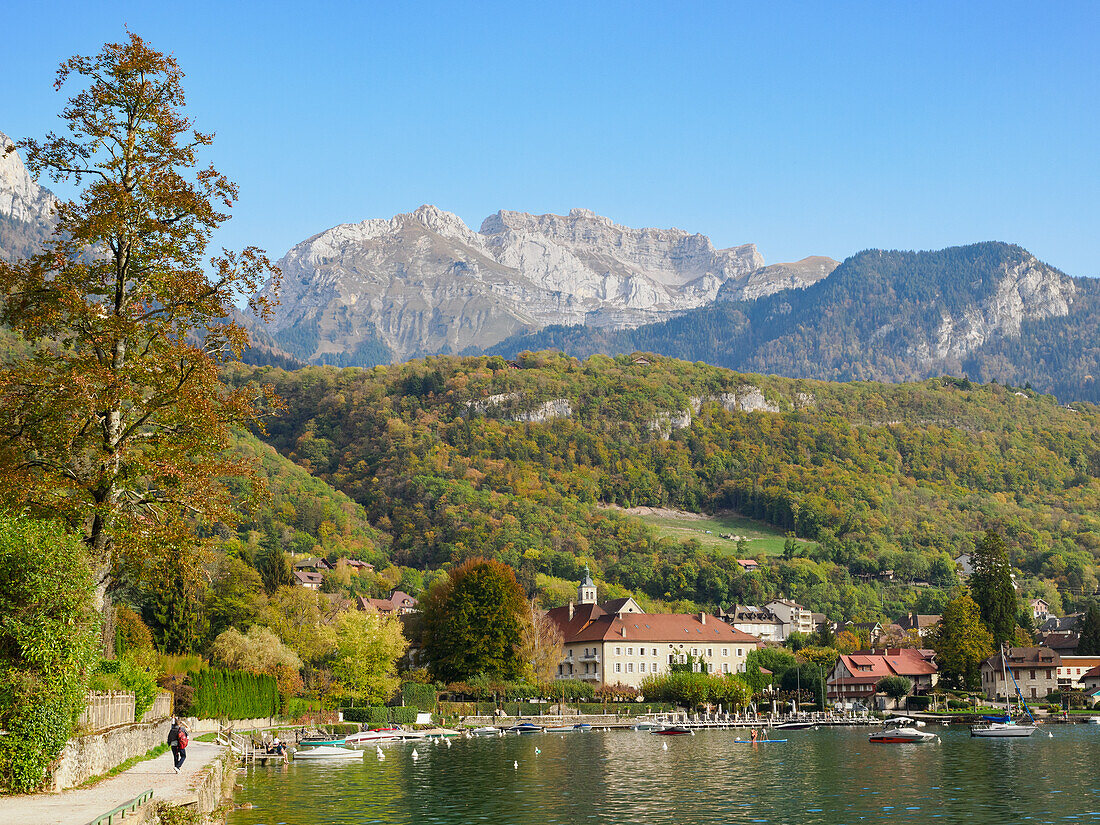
258 206 814 364
0 130 56 262
241 352 1100 617
482 242 1100 402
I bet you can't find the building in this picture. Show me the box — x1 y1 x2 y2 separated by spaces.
1056 656 1100 690
765 599 814 638
954 553 974 579
1040 615 1080 633
827 648 938 704
1036 631 1079 656
294 570 323 590
1081 665 1100 694
546 574 760 688
1030 598 1050 623
357 589 418 615
719 605 784 643
294 557 333 572
847 621 885 645
980 647 1060 703
735 559 760 572
896 613 941 638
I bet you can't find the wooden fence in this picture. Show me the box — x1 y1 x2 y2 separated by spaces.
79 690 173 731
79 692 135 731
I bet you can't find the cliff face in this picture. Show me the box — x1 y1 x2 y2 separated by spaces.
262 206 799 363
0 131 56 262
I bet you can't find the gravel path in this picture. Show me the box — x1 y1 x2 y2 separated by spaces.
0 741 223 825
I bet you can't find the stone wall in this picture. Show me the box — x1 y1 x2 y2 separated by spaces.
52 719 171 791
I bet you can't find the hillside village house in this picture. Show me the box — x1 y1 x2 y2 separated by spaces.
546 572 760 688
1030 598 1050 623
827 648 938 706
719 605 784 643
294 570 323 590
1056 656 1100 690
764 599 814 639
896 613 941 638
981 647 1060 703
357 589 419 615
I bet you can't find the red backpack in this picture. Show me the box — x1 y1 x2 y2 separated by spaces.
178 729 189 748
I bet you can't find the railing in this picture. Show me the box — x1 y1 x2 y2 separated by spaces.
85 788 153 825
142 691 174 722
79 692 135 731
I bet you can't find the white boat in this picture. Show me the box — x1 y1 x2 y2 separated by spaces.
970 646 1038 739
344 728 400 745
868 725 937 743
970 720 1036 737
470 726 501 736
293 745 364 760
632 721 662 731
1086 716 1100 725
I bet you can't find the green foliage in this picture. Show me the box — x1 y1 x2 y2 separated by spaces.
905 695 931 711
95 656 160 720
421 558 530 683
0 515 99 792
331 611 407 704
877 675 913 701
401 681 438 712
341 706 418 725
185 669 279 720
256 538 294 595
744 647 799 691
970 529 1018 646
929 592 994 689
639 671 753 709
1078 602 1100 656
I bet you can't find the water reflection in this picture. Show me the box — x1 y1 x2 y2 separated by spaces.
228 726 1100 825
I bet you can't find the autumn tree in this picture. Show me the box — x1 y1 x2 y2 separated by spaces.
420 558 530 683
0 34 280 646
330 611 408 704
928 592 994 689
517 599 564 683
969 530 1018 646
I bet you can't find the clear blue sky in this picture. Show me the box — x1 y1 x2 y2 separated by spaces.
3 1 1098 276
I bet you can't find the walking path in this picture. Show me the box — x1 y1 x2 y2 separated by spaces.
0 741 223 825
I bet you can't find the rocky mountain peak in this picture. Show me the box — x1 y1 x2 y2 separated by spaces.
0 130 55 225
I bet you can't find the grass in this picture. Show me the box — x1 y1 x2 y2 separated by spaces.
75 743 169 789
158 653 204 677
620 507 797 556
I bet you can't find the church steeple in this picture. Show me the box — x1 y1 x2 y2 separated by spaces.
578 565 597 604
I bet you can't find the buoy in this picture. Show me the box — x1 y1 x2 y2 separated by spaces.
376 746 384 757
535 747 541 755
514 760 519 769
1048 732 1054 738
411 749 419 760
445 738 452 747
662 742 668 750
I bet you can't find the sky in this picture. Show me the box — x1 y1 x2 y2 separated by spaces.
3 1 1098 276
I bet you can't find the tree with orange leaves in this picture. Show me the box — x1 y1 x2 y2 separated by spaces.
0 33 281 649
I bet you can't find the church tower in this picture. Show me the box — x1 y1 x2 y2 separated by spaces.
578 565 597 605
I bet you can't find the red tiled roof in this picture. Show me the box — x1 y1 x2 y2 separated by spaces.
835 648 938 681
546 603 760 645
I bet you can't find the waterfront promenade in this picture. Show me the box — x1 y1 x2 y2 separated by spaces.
0 741 222 825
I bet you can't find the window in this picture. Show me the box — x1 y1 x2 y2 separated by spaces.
722 648 729 657
737 648 743 657
640 663 646 673
707 648 713 657
627 663 634 673
627 647 633 655
615 647 621 655
1030 669 1036 680
615 663 621 673
652 648 658 656
722 663 729 674
692 648 698 656
558 665 563 675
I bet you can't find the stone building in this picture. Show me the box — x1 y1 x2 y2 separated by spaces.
980 647 1060 703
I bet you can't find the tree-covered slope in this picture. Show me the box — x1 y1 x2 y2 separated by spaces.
479 243 1100 402
235 352 1100 618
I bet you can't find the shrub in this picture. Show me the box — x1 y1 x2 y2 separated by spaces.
187 669 279 720
0 515 99 792
905 695 931 711
342 706 418 725
95 655 160 720
401 681 437 712
947 699 969 710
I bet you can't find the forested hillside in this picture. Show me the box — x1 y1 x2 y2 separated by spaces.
232 352 1100 622
480 243 1100 402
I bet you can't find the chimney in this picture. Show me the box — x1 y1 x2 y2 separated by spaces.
568 601 574 620
699 612 706 625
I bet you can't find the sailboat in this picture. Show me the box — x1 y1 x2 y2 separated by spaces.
970 646 1038 738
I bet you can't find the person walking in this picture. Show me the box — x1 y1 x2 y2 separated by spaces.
168 717 189 773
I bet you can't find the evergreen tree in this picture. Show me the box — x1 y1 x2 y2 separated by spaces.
969 529 1017 646
1078 602 1100 656
256 539 294 595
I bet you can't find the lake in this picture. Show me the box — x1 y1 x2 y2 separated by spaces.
227 724 1100 825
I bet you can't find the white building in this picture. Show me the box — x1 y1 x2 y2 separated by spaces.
765 599 814 638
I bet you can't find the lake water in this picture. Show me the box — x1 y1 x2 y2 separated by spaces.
227 725 1100 825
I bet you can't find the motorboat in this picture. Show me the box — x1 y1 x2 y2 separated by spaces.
544 724 576 732
298 735 346 747
507 722 544 734
1087 716 1100 725
293 745 364 759
651 725 692 735
633 721 662 731
572 723 592 731
419 727 460 738
868 725 937 743
775 721 816 730
344 728 400 745
470 726 501 736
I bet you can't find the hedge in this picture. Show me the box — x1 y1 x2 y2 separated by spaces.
401 682 437 712
342 706 419 725
905 696 931 711
186 669 279 720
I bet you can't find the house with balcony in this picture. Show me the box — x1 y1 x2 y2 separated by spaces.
765 599 814 639
1056 656 1100 690
827 648 938 705
980 647 1060 703
546 571 760 687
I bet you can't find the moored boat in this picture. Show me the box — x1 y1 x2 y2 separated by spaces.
298 736 346 747
470 726 501 736
633 721 662 731
507 722 544 734
652 725 692 735
573 722 592 731
345 727 400 745
293 745 364 759
868 725 936 743
969 646 1039 739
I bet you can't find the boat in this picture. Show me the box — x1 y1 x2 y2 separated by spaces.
344 728 400 745
419 727 460 738
298 736 346 747
775 721 815 730
868 725 937 743
1087 717 1100 725
732 738 787 743
470 726 501 736
292 745 363 759
651 725 692 735
544 725 576 733
507 722 544 734
632 721 662 731
572 723 592 731
969 646 1038 738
